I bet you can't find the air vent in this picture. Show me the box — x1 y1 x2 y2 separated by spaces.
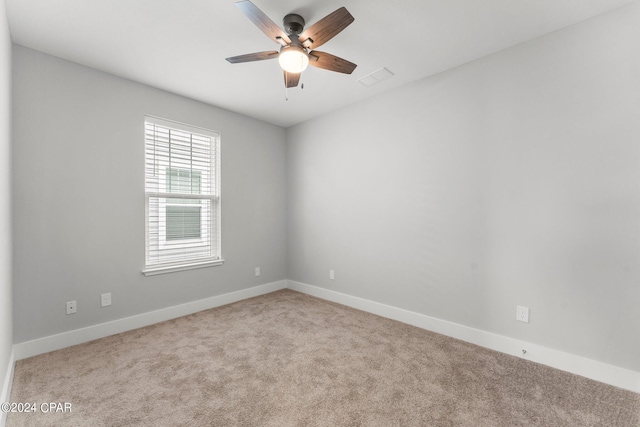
358 67 394 87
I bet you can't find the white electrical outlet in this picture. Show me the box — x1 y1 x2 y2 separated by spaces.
516 306 530 323
101 293 112 307
66 300 77 315
255 267 261 277
329 270 335 280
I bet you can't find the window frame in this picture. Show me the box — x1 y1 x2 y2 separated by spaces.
142 116 223 276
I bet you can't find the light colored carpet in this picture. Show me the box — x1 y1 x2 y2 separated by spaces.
7 289 640 426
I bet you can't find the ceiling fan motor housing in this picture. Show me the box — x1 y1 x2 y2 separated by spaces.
225 2 357 88
283 13 305 35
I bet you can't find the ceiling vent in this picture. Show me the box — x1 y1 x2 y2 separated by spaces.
358 67 394 87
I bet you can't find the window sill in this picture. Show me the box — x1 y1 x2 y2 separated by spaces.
142 259 225 276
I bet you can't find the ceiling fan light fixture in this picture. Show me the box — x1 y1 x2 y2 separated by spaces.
227 2 356 88
278 45 309 73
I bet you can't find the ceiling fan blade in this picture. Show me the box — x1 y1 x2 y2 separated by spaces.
284 71 300 88
298 7 354 50
236 0 291 45
226 51 279 64
308 51 357 74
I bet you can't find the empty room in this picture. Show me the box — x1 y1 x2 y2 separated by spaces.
1 0 639 425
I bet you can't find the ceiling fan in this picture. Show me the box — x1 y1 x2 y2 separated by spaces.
225 0 357 88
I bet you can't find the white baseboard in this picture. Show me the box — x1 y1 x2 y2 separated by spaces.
10 279 639 395
287 280 640 394
0 348 15 427
13 280 287 361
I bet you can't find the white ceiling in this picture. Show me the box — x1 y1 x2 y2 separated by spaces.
6 0 635 128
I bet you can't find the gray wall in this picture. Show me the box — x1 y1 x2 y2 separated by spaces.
287 3 640 372
12 46 287 343
0 0 13 393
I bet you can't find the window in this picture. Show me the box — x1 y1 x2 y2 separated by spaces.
166 168 202 241
143 116 222 275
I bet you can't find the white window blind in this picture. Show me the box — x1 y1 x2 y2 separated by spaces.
143 116 222 275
